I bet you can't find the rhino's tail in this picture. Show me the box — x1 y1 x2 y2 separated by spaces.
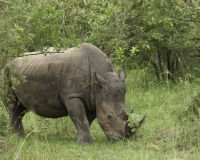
1 65 17 111
1 66 10 109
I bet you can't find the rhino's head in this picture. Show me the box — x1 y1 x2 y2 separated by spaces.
94 70 145 142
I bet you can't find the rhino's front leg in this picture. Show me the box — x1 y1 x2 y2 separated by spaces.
65 98 94 144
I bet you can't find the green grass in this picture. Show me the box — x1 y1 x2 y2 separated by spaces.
0 69 200 160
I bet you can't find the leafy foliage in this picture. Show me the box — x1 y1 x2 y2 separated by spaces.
1 0 200 81
122 0 200 81
0 113 9 136
128 112 144 133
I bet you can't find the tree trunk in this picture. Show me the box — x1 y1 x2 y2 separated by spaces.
150 60 160 80
166 48 172 80
171 53 179 81
158 48 164 80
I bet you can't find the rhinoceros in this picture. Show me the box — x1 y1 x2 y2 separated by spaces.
2 43 145 143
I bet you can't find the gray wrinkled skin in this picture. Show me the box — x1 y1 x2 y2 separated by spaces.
2 43 143 143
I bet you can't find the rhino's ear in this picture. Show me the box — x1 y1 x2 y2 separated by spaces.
118 70 127 81
94 72 107 88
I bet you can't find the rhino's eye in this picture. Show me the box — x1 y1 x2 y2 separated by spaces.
107 112 114 121
108 115 112 120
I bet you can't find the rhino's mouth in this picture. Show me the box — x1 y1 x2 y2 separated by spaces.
106 133 124 143
109 136 120 143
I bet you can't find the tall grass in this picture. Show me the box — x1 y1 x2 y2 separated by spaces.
0 69 200 160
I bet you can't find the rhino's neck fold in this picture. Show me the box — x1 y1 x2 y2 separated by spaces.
86 49 95 111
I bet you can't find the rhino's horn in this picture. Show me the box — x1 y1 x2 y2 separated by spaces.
131 113 147 134
138 113 146 128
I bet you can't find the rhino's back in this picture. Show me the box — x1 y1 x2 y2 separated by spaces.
11 43 112 79
6 43 114 117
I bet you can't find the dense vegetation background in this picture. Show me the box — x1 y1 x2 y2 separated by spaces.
0 0 200 159
1 0 200 80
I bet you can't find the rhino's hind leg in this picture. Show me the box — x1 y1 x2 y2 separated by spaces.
7 101 27 138
3 69 27 137
65 98 94 144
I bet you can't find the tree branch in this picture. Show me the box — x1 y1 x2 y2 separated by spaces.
172 1 200 23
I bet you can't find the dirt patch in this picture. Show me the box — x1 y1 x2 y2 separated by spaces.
154 128 178 142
